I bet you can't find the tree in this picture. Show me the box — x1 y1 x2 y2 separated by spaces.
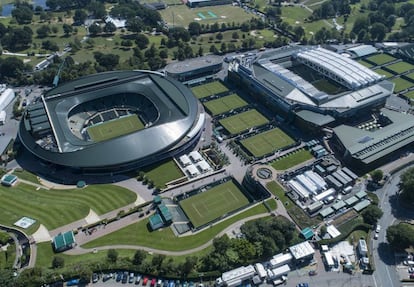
107 249 118 263
89 23 102 36
126 18 143 33
399 167 414 204
104 22 117 34
135 34 149 49
232 31 239 40
188 22 201 36
370 169 383 182
152 254 166 269
370 23 387 42
361 205 383 225
133 250 147 265
63 24 73 36
216 32 223 40
387 223 414 250
213 235 232 254
0 232 11 245
36 25 50 38
52 256 65 268
12 5 33 24
293 26 305 41
0 57 25 78
182 256 198 276
73 9 87 25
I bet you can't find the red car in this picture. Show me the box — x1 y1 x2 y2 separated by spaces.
151 278 157 287
143 277 149 286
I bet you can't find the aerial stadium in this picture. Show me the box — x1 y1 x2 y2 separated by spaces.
228 46 395 130
18 70 205 172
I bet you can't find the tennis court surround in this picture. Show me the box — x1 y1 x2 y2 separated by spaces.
219 109 269 135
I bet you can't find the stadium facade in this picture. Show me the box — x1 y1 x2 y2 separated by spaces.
228 46 395 130
19 70 205 172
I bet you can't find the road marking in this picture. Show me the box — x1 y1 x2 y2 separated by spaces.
372 272 378 287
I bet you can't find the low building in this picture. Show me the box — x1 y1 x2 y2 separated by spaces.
53 231 76 252
0 85 14 111
267 264 290 280
164 55 223 82
1 174 17 186
269 253 293 268
289 241 315 263
353 199 371 212
186 0 232 8
358 239 368 257
216 265 256 287
149 214 164 230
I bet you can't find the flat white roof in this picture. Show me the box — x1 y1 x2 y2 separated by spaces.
326 225 341 238
289 241 315 260
179 154 191 166
314 188 336 201
189 150 202 162
270 253 293 267
185 164 199 176
288 179 309 199
197 159 210 171
222 265 256 282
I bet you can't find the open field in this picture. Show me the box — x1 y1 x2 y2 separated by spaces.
404 90 414 100
0 183 136 233
203 93 248 116
365 54 397 65
391 77 414 93
357 60 374 68
386 61 414 74
87 115 144 142
160 5 257 27
270 149 313 170
83 202 267 250
240 128 294 158
281 6 330 35
142 159 184 188
191 81 229 99
219 109 269 135
374 68 394 78
180 180 249 228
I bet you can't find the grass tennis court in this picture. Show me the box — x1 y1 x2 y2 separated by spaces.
405 90 414 100
219 109 269 135
270 149 313 170
87 115 144 142
203 93 248 116
357 60 374 68
143 159 184 188
190 81 229 99
406 72 414 81
391 78 414 93
386 61 414 74
240 128 295 157
374 68 394 78
180 180 249 228
365 54 396 65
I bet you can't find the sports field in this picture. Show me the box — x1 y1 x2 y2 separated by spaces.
191 81 229 99
219 109 269 135
270 149 313 170
240 128 294 157
143 159 184 188
406 72 414 81
365 54 396 65
87 114 144 142
179 180 249 228
203 93 248 116
391 77 414 93
374 68 394 78
404 90 414 100
386 61 414 74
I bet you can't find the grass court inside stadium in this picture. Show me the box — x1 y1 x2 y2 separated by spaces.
219 109 269 135
240 128 295 157
87 114 144 142
179 180 249 228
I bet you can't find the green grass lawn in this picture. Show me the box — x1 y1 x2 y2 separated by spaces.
0 243 15 269
266 181 287 201
365 54 397 65
142 159 184 188
357 60 374 68
404 90 414 101
386 61 414 74
406 72 414 81
87 114 144 142
374 68 394 78
12 169 39 183
240 128 294 158
0 183 136 233
203 93 248 116
270 149 313 170
219 109 269 135
281 6 329 35
391 77 414 93
160 5 257 28
190 81 229 99
82 202 268 251
180 180 249 228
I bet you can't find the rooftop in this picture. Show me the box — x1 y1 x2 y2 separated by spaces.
289 241 315 260
165 55 222 74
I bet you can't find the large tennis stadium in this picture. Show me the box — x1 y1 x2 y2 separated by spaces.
19 70 205 172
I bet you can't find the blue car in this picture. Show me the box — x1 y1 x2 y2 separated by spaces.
66 279 80 286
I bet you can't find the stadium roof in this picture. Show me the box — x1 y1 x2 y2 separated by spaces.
346 45 377 58
296 110 335 126
19 71 204 170
333 108 414 164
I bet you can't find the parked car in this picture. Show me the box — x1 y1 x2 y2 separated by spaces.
129 273 135 283
92 273 99 283
116 272 122 282
408 267 414 273
151 278 157 287
168 280 175 287
308 270 317 276
143 277 149 286
135 274 142 285
66 279 80 286
103 274 112 282
374 233 379 240
122 271 129 283
375 224 381 233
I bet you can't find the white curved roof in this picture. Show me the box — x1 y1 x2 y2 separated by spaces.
296 47 383 89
